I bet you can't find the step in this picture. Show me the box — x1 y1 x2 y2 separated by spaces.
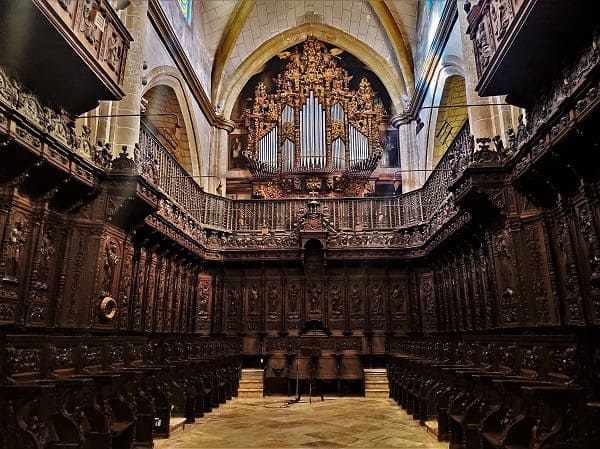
364 375 389 383
365 389 391 398
423 420 439 438
240 370 264 379
169 417 187 435
238 388 263 397
240 376 263 382
238 381 264 389
364 378 389 384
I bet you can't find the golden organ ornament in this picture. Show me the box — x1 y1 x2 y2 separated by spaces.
242 37 386 199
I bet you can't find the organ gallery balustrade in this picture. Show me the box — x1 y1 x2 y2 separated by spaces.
136 121 481 241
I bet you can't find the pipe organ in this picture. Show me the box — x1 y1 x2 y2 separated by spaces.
243 37 385 199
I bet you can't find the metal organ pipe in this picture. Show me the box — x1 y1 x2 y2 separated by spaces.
320 108 325 168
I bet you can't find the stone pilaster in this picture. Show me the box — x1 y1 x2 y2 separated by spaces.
210 124 230 195
391 113 423 192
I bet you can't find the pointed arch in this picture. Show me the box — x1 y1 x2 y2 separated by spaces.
210 0 256 103
219 22 407 119
143 66 202 176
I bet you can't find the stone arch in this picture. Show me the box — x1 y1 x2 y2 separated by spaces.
142 66 201 176
422 59 467 172
218 22 407 120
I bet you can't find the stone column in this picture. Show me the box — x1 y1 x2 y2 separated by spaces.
210 122 233 195
112 0 149 157
391 113 423 192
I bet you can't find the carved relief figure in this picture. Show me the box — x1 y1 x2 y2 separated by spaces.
81 0 101 48
475 24 492 70
103 239 120 293
288 284 298 312
268 283 280 312
198 282 209 314
495 232 511 259
4 219 27 282
330 285 342 314
350 284 362 313
105 32 122 71
372 283 383 314
228 287 239 316
390 284 403 314
309 283 321 311
249 284 259 314
492 0 511 38
36 230 55 290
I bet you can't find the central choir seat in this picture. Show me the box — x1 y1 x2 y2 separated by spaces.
339 349 364 396
286 354 313 397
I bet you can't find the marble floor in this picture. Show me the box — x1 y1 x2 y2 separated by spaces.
154 397 448 449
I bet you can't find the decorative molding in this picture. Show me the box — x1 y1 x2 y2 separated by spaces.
147 0 234 133
408 0 458 118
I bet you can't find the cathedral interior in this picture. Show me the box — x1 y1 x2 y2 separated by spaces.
0 0 600 448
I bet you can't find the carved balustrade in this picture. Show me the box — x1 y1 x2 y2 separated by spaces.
138 123 233 232
137 121 477 241
0 66 110 171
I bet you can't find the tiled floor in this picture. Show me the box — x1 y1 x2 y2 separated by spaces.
154 396 448 449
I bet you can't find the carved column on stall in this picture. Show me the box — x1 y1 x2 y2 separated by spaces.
24 208 54 327
143 250 158 332
572 185 600 323
0 197 33 325
116 235 134 331
551 197 586 324
197 272 212 334
420 272 437 333
131 244 147 331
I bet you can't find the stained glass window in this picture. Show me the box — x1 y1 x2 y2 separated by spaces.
178 0 192 23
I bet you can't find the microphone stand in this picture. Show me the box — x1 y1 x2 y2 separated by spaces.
295 351 300 402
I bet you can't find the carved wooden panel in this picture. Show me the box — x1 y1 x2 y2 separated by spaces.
327 278 345 332
265 275 282 334
196 273 212 333
225 280 242 334
551 210 585 324
285 277 302 333
573 196 600 324
368 278 386 332
347 279 365 331
116 239 133 330
245 278 262 333
521 220 558 325
419 274 436 333
389 276 408 332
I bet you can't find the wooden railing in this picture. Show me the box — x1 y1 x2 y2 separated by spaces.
138 122 470 234
138 123 233 231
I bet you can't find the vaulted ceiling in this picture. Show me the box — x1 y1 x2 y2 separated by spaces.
198 0 419 115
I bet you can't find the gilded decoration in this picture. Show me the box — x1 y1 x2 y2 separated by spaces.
242 37 385 198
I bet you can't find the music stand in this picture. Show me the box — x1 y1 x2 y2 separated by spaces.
300 347 324 403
